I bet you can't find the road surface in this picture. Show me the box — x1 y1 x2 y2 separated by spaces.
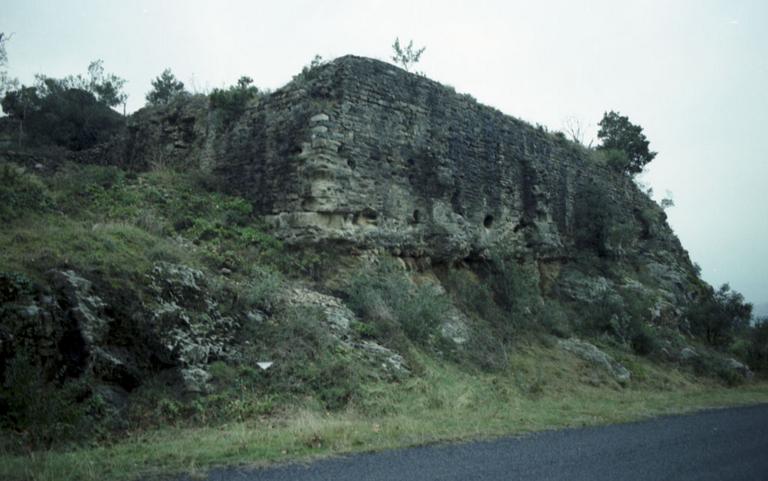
184 404 768 481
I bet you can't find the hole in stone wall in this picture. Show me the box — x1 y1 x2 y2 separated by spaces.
412 209 422 224
484 215 494 228
347 159 356 169
361 208 378 220
354 208 379 226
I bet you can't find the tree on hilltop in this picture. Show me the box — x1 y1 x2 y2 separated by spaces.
1 32 19 97
146 69 187 106
597 111 657 175
391 38 426 73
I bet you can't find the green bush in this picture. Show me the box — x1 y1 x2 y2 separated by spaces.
0 351 89 449
485 255 541 335
2 80 124 150
0 163 51 221
209 76 260 126
343 260 450 347
687 283 752 348
688 353 744 386
237 305 362 410
440 269 502 324
747 318 768 372
630 323 660 356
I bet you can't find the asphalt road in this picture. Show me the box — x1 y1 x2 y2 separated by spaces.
188 404 768 481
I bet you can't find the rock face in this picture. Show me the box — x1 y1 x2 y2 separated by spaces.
0 55 715 406
214 56 699 309
211 57 678 261
99 55 702 321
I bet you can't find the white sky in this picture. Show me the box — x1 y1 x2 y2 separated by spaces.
2 0 766 305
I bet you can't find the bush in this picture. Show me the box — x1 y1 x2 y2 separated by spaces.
630 323 660 356
747 318 768 372
145 69 187 106
485 255 541 334
209 76 259 126
242 305 362 410
688 353 744 386
343 259 450 347
0 163 51 221
0 351 89 449
2 81 124 150
687 284 752 348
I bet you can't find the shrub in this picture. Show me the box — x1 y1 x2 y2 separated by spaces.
687 283 752 348
0 351 89 449
0 163 51 221
292 55 327 82
630 323 660 355
441 269 504 325
2 81 124 150
747 318 768 372
485 255 541 334
242 305 361 409
343 259 450 347
145 69 187 106
209 76 259 126
688 353 744 386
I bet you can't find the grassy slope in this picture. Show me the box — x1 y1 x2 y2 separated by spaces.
1 347 767 481
1 161 767 481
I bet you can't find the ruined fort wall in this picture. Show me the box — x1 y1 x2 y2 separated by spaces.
218 56 619 260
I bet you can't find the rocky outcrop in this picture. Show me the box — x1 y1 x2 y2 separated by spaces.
78 55 705 335
281 285 409 377
558 338 631 385
0 261 411 399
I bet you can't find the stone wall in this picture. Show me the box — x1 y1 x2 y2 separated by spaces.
217 56 683 265
89 55 696 306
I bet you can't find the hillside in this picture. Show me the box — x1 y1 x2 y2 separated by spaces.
1 56 766 481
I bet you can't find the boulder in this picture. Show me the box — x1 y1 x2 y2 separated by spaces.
558 338 631 385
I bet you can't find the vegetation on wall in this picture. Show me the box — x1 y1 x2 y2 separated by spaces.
145 68 187 106
209 76 260 125
597 110 657 175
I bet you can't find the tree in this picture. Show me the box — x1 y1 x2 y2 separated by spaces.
391 38 426 72
563 116 592 147
1 32 19 98
0 32 6 65
32 60 127 112
85 60 128 111
209 76 259 125
597 111 656 175
687 284 752 347
1 85 38 146
146 69 186 106
747 317 768 372
3 68 124 150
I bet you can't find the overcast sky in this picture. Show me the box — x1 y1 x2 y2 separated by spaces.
2 0 766 305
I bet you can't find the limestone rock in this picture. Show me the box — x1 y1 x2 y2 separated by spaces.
558 338 631 385
147 262 238 368
281 285 409 376
725 358 753 380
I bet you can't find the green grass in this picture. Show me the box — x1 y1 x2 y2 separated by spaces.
2 346 766 481
2 160 766 481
